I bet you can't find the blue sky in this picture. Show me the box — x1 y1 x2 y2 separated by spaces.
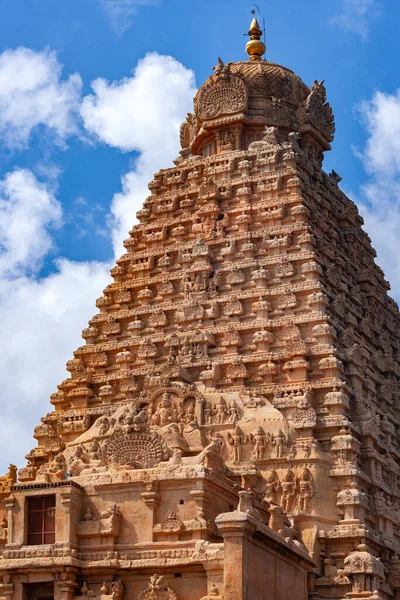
0 0 399 471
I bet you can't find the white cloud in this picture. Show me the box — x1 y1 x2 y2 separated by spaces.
82 52 196 255
356 89 400 299
0 52 196 473
0 168 110 471
331 0 376 39
0 259 110 469
0 47 82 148
99 0 159 36
0 169 62 277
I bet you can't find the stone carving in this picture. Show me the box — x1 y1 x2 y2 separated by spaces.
0 465 17 498
297 468 315 513
6 20 400 600
104 428 169 469
250 426 269 460
153 512 184 534
291 392 316 429
81 580 124 600
268 504 295 539
272 430 289 459
200 584 223 600
151 392 179 427
195 62 248 121
281 469 297 514
227 426 248 463
77 504 121 538
138 575 177 600
0 516 7 543
204 397 240 426
305 80 335 143
343 545 384 595
264 469 281 504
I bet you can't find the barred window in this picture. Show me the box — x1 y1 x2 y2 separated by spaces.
27 496 56 545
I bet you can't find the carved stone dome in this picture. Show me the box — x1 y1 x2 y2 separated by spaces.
180 58 335 160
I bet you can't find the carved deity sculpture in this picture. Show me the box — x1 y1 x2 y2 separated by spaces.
8 16 400 600
264 469 281 504
251 427 268 460
298 468 315 513
227 427 247 463
273 430 289 459
0 465 17 497
138 574 177 600
281 469 297 514
152 393 178 427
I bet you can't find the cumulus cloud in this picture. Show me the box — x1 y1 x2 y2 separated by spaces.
0 168 110 470
0 52 196 472
0 47 82 148
99 0 159 36
0 259 110 467
82 52 196 254
356 89 400 299
331 0 376 39
0 169 62 277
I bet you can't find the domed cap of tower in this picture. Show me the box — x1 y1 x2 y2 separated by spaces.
179 17 335 158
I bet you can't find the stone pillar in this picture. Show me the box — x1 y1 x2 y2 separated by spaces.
0 575 14 600
215 511 257 600
141 485 160 542
196 397 205 426
5 495 16 548
190 488 209 540
11 582 24 600
58 485 82 547
55 579 78 600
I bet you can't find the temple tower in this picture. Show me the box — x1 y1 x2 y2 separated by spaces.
0 16 399 600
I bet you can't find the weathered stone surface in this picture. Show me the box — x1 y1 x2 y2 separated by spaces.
1 18 398 600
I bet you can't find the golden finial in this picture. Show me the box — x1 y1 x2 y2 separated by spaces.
245 12 266 61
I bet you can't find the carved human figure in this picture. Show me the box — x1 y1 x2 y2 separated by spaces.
273 429 288 458
182 274 193 300
0 515 8 542
251 426 267 460
228 401 240 424
84 508 94 521
152 393 177 427
298 467 315 513
111 580 124 600
89 440 102 461
303 443 311 459
208 275 217 293
227 427 247 463
264 469 281 504
183 402 195 424
216 398 228 424
204 403 212 425
281 468 297 514
132 408 148 431
194 272 207 292
49 453 66 479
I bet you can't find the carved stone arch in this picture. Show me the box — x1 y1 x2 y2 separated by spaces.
147 384 205 428
147 383 204 407
104 429 169 469
195 73 248 122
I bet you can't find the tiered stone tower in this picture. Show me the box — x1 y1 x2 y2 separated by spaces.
0 17 399 600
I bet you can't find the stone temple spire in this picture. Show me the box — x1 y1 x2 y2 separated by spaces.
245 15 266 61
1 15 400 600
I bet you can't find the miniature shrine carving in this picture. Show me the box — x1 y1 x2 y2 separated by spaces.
2 14 399 600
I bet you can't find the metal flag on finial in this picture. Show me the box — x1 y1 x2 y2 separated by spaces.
245 4 266 61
